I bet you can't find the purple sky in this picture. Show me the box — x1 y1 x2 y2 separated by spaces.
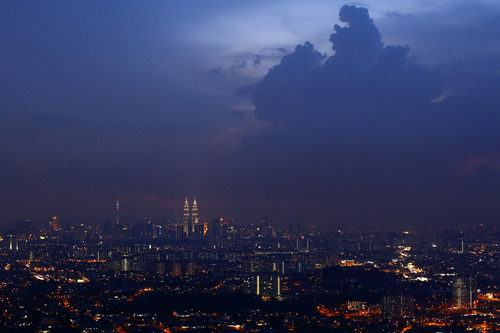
1 1 500 229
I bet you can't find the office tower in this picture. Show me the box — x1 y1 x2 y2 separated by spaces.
50 216 59 232
172 262 182 277
8 233 14 251
454 278 466 308
453 276 477 308
121 257 130 272
277 275 281 297
252 273 281 298
203 222 208 237
382 294 414 318
183 197 190 236
156 262 165 275
191 198 199 233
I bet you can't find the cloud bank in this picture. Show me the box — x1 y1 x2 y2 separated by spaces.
226 5 500 227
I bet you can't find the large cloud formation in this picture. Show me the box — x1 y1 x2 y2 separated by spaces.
229 5 500 227
254 5 439 131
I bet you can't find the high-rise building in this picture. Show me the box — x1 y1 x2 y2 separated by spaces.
172 262 182 277
382 294 414 318
7 233 14 251
453 276 477 308
183 197 190 236
191 198 199 233
203 221 208 237
249 273 281 298
49 216 59 232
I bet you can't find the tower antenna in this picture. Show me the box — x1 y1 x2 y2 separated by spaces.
115 197 120 225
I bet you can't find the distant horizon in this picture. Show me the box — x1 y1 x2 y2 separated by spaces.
2 206 495 234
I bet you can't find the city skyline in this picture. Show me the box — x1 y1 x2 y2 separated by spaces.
1 209 498 331
1 2 499 332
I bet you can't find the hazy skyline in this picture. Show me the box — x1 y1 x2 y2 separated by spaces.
1 1 500 228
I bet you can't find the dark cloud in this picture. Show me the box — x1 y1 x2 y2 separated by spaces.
254 5 438 132
253 41 326 125
253 55 262 66
329 5 382 65
235 5 500 227
277 48 288 55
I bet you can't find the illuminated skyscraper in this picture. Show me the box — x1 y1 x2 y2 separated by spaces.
203 221 208 237
8 233 14 251
191 197 199 233
453 276 477 308
50 216 59 232
183 197 190 236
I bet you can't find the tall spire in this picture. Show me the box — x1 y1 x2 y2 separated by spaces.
191 198 199 233
192 198 199 223
183 197 190 235
115 197 120 225
183 197 190 220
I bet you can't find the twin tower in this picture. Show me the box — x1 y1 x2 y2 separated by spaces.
182 197 199 236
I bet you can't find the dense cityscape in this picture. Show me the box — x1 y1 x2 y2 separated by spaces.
1 199 499 332
3 1 500 332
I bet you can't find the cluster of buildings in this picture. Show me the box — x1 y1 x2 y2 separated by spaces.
0 200 499 332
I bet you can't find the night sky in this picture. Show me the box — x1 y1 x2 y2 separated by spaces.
2 1 500 229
